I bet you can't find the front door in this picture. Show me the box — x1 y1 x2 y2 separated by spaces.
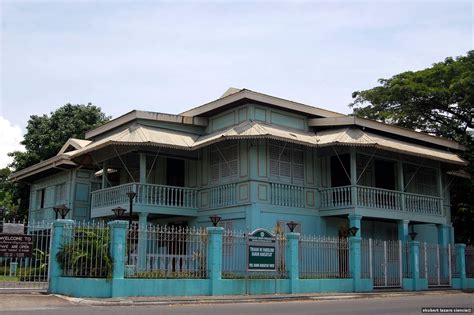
166 158 185 187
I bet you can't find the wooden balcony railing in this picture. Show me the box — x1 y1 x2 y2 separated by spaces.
319 185 443 216
270 183 305 208
91 183 198 210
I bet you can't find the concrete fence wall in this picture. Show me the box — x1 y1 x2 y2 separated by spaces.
48 220 473 298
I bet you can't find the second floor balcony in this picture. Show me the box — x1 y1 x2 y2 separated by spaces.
90 181 445 221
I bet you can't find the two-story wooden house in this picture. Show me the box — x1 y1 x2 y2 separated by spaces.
10 88 467 246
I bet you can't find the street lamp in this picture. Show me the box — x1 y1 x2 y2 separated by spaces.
286 221 299 233
126 191 137 226
408 231 418 241
112 206 126 219
349 226 359 237
53 204 70 219
209 214 221 227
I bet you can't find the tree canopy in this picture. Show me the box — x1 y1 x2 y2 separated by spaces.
6 103 109 219
351 51 473 244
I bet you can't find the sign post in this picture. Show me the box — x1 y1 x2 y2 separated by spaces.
0 234 34 258
247 228 277 271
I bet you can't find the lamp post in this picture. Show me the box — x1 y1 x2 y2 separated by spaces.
286 221 299 233
209 214 221 227
53 204 70 219
126 191 137 226
349 226 359 237
112 206 126 220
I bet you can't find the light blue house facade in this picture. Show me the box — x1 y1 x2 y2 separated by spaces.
11 88 467 245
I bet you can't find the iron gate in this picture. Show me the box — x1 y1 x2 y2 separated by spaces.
0 221 52 290
422 242 451 287
371 239 402 288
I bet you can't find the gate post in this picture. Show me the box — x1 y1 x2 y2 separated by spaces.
108 220 128 297
49 219 75 294
455 244 467 289
349 236 363 292
286 232 300 293
408 240 426 291
207 226 224 296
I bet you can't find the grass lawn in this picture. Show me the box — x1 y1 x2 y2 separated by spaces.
0 275 19 282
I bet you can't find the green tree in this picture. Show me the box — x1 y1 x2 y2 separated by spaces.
7 104 110 220
350 51 473 244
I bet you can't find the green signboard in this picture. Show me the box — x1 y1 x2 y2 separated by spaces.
247 228 276 271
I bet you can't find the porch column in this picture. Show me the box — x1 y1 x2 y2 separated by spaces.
348 214 362 237
139 153 147 183
102 161 108 189
350 148 358 207
437 224 451 284
398 219 409 242
437 224 450 245
137 212 148 271
397 161 406 211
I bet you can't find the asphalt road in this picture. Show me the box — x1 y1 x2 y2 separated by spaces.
0 292 472 315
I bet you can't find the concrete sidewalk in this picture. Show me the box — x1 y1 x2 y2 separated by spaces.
55 289 471 306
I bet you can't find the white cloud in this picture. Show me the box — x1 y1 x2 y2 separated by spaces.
0 116 24 168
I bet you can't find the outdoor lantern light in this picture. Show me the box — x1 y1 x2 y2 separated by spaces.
209 214 221 227
349 226 359 237
53 204 70 219
409 231 418 241
112 206 126 219
286 221 299 233
126 191 137 226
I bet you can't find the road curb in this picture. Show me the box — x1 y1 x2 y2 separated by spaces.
53 290 467 307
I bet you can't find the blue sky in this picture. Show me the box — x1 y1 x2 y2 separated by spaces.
0 0 472 167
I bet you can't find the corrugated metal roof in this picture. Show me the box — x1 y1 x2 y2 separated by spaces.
315 127 467 165
70 122 466 166
193 120 317 148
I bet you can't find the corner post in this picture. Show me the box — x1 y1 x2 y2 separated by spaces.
348 214 362 237
455 244 467 289
286 232 300 293
108 220 128 297
349 235 362 292
207 226 224 295
398 220 409 242
49 219 75 294
137 212 148 271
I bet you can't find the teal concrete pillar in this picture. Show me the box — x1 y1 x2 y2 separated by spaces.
137 212 148 271
437 224 450 246
286 232 300 293
49 219 75 294
437 224 450 284
455 244 467 289
398 220 409 242
207 226 224 295
409 241 425 291
349 236 362 291
108 220 128 297
348 214 362 237
350 148 358 207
